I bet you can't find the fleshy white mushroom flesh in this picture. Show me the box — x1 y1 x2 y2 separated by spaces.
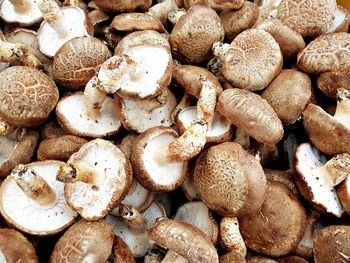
0 0 42 26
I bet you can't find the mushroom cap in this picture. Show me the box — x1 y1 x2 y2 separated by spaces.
131 126 187 192
302 103 350 155
41 120 67 140
148 218 219 263
317 69 350 99
0 66 59 127
181 160 200 201
278 255 308 263
53 36 111 89
0 161 78 235
277 0 336 37
297 32 350 74
37 135 87 161
56 92 122 138
220 251 246 263
50 220 114 263
261 69 311 125
217 88 284 145
264 169 299 196
0 228 38 263
38 7 92 58
313 225 350 263
64 139 132 221
254 18 305 61
0 128 39 178
115 132 138 158
326 5 350 33
169 5 225 63
337 176 350 214
208 0 245 11
94 0 152 12
113 235 136 263
221 29 283 91
293 143 344 217
0 0 42 25
193 142 267 217
115 89 177 133
247 256 278 263
239 181 306 257
110 13 164 33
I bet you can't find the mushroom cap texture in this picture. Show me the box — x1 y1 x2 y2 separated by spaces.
94 0 152 12
247 256 278 263
0 228 38 263
278 255 308 263
110 13 164 32
221 29 282 91
53 37 111 89
113 235 136 263
217 88 284 145
297 32 350 74
51 220 114 263
239 181 307 257
313 225 350 263
0 66 59 127
317 69 350 99
219 250 246 263
193 142 267 217
277 0 337 37
148 218 219 263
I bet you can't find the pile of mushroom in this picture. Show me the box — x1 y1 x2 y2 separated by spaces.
1 0 350 262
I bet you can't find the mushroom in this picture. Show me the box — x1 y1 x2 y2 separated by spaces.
148 218 219 263
169 5 225 63
193 142 267 217
317 68 350 99
220 251 246 263
277 0 337 37
147 0 179 24
337 176 350 214
56 139 132 221
261 69 311 125
88 9 110 36
53 36 111 90
278 256 308 263
93 0 152 13
115 132 138 158
181 160 200 201
0 66 59 128
50 220 114 262
113 235 136 263
239 181 306 257
36 0 93 57
0 161 78 235
326 5 350 33
110 13 165 33
220 217 246 256
0 128 39 178
40 120 67 139
0 228 38 262
293 143 350 217
248 257 278 263
217 88 284 145
313 225 350 263
0 0 42 26
183 0 245 11
213 29 283 91
297 32 350 74
264 169 299 196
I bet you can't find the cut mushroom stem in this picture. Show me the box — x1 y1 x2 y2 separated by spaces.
11 164 56 206
119 204 146 231
170 92 193 122
9 0 32 12
234 128 251 149
335 88 350 127
0 118 15 136
197 75 217 123
83 76 107 119
212 41 230 61
56 163 105 185
318 153 350 187
168 10 186 24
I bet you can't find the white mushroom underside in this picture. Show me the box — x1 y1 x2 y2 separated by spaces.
144 133 184 186
0 0 42 24
182 175 199 200
0 250 6 263
57 93 121 137
326 6 347 33
120 89 176 133
122 181 149 208
0 129 21 163
0 162 77 235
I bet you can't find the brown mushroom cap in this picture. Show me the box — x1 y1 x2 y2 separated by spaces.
248 257 278 263
297 33 350 74
220 251 246 263
326 5 350 33
148 218 219 263
217 88 284 145
239 181 307 257
53 36 111 90
261 69 311 125
337 176 350 214
317 69 350 99
110 13 164 33
0 0 42 26
313 225 350 263
0 228 38 263
278 255 308 263
169 5 225 63
0 66 59 127
94 0 152 13
277 0 337 37
264 169 299 196
51 220 114 262
113 235 136 263
0 128 39 178
193 142 267 217
40 120 67 139
254 0 282 23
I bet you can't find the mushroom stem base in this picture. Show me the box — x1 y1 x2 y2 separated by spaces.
57 162 105 185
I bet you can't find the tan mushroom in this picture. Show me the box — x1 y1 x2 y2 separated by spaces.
220 217 246 256
278 256 308 263
248 257 278 263
93 0 152 13
254 0 282 23
0 0 42 26
337 176 350 214
264 169 299 196
220 250 246 263
110 13 165 33
113 235 136 263
183 0 245 11
317 68 350 99
0 161 78 235
147 0 179 24
51 220 114 262
40 120 67 139
326 5 350 33
115 132 138 158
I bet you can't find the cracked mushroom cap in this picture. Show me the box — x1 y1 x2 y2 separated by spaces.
297 33 350 74
277 0 336 37
53 36 111 90
0 228 38 263
193 142 267 217
51 220 114 263
0 0 42 26
62 139 132 221
56 92 122 138
94 0 152 12
0 66 59 127
317 68 350 99
0 128 39 178
239 181 307 257
110 13 164 33
0 161 78 235
326 5 350 33
131 126 187 192
313 225 350 263
217 88 284 145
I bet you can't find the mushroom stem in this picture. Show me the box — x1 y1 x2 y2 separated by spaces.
197 75 217 123
119 204 146 232
317 153 350 187
0 119 15 136
11 164 56 206
9 0 32 12
147 0 179 24
212 42 230 61
234 128 251 149
162 250 188 263
334 88 350 129
168 10 186 24
170 92 193 122
220 217 247 256
83 76 107 119
56 163 104 185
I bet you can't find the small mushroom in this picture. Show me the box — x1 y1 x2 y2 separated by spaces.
0 0 42 26
0 161 78 235
56 139 132 221
93 0 152 13
317 68 350 99
326 5 350 33
50 220 114 262
220 217 246 256
110 13 165 33
113 235 136 263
